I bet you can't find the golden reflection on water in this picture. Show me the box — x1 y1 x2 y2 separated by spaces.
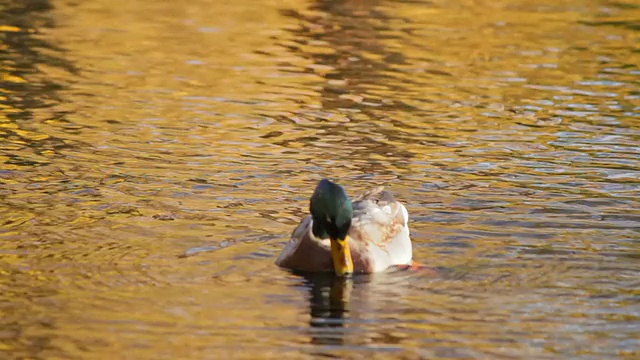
1 0 639 358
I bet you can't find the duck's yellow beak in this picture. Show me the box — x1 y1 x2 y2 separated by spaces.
330 235 354 276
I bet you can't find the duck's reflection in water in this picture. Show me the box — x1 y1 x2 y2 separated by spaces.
301 268 435 349
304 273 353 346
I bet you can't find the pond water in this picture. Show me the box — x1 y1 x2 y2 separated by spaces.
1 0 639 358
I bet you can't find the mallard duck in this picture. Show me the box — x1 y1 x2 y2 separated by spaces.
276 179 413 276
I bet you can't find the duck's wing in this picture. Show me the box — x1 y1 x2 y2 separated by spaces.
275 215 333 272
349 186 412 271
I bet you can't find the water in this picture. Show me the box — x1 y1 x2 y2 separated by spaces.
1 0 639 358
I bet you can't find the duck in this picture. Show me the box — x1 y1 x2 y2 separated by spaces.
276 179 413 276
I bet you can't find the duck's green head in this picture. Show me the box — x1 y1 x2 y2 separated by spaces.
310 179 354 276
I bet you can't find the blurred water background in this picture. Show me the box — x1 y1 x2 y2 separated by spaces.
1 0 639 358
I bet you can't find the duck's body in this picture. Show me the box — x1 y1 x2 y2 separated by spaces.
276 180 413 274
